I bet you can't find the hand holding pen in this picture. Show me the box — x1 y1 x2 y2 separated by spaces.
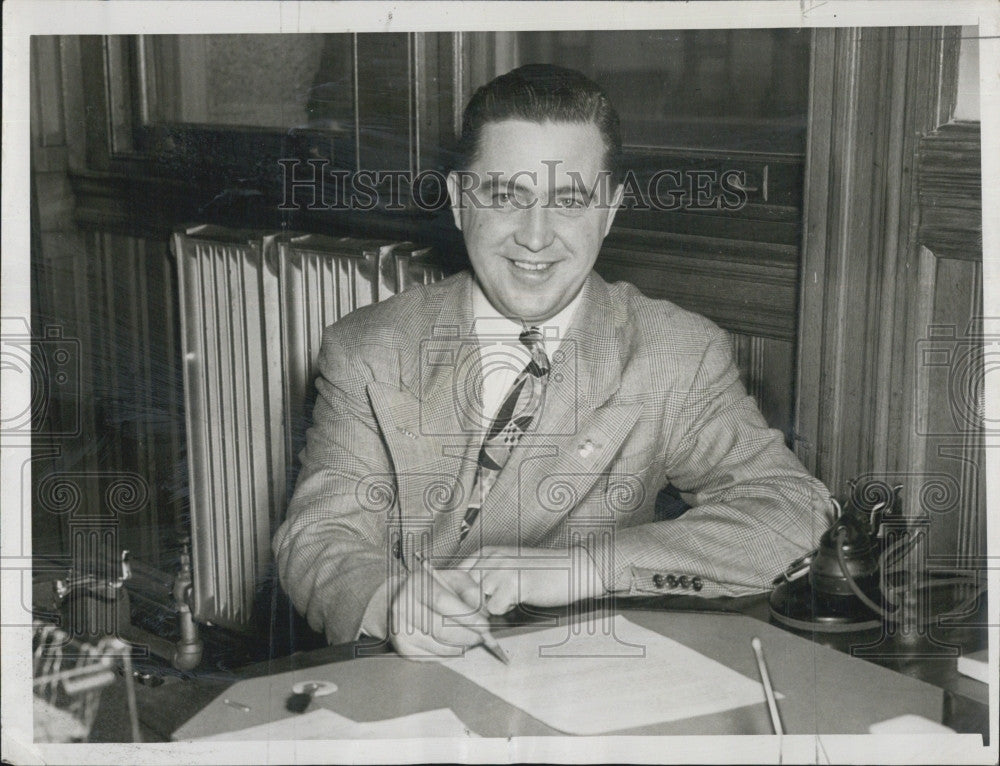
386 551 510 663
414 552 510 664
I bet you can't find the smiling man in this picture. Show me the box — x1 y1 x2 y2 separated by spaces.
273 64 830 657
447 117 620 322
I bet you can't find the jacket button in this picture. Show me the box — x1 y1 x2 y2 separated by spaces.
392 541 402 559
679 576 690 589
692 576 703 591
666 575 678 588
652 574 665 588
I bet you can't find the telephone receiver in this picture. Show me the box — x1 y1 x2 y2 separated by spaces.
769 480 903 632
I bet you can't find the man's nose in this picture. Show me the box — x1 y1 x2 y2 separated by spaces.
512 201 556 252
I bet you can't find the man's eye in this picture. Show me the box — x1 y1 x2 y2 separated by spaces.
493 192 518 208
553 196 586 209
493 190 532 208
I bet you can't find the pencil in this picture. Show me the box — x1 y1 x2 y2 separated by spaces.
751 636 783 735
413 552 510 665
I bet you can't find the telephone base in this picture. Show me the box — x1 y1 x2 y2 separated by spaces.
769 577 882 633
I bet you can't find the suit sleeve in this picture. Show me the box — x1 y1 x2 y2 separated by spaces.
271 327 396 645
592 326 831 597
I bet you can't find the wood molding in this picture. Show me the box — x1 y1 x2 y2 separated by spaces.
917 121 982 258
610 226 798 265
797 26 983 559
70 170 203 239
726 332 796 440
616 205 800 247
597 229 798 340
796 26 962 491
915 108 985 560
623 147 805 210
30 37 67 150
909 247 984 562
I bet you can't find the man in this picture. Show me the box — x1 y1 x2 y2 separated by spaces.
273 64 830 657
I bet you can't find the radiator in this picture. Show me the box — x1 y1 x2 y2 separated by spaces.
278 234 444 471
173 225 442 631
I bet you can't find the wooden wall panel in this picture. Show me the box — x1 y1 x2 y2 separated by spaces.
731 334 796 439
913 253 983 558
31 35 92 560
32 227 185 568
31 36 186 565
912 122 984 564
354 33 412 174
597 232 799 341
798 27 983 560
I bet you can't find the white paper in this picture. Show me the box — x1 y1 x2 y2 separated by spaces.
868 714 957 734
438 614 779 734
190 707 477 741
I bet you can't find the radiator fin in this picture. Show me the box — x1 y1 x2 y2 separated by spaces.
174 226 442 631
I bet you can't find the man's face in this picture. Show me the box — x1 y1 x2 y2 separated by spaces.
447 120 623 323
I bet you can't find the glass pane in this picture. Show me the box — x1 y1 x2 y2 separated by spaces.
516 29 810 153
141 34 354 131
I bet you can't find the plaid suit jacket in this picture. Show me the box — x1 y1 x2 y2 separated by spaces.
273 270 830 644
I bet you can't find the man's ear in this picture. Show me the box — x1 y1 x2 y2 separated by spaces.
602 183 625 237
446 171 465 232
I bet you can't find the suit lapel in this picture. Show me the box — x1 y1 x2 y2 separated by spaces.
368 273 484 559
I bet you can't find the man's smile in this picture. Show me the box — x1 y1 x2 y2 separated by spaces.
509 258 557 273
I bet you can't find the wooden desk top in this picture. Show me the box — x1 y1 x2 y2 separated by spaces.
171 604 950 739
104 593 988 742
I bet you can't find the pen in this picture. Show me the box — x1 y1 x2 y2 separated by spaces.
751 636 783 735
413 552 510 665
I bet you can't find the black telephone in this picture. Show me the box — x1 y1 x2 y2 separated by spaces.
768 479 982 633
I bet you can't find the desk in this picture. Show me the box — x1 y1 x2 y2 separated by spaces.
94 593 989 741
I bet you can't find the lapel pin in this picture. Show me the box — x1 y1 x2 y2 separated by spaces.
578 440 595 458
398 427 418 440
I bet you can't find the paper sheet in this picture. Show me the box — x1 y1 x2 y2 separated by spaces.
868 714 956 734
439 614 780 734
190 707 476 741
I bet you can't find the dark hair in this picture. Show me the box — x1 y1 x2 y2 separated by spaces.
457 64 623 185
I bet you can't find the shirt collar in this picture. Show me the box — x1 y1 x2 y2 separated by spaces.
470 277 584 351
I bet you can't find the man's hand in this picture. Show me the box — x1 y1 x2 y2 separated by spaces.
458 545 607 615
388 566 492 659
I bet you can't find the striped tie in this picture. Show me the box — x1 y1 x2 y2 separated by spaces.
459 327 550 542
